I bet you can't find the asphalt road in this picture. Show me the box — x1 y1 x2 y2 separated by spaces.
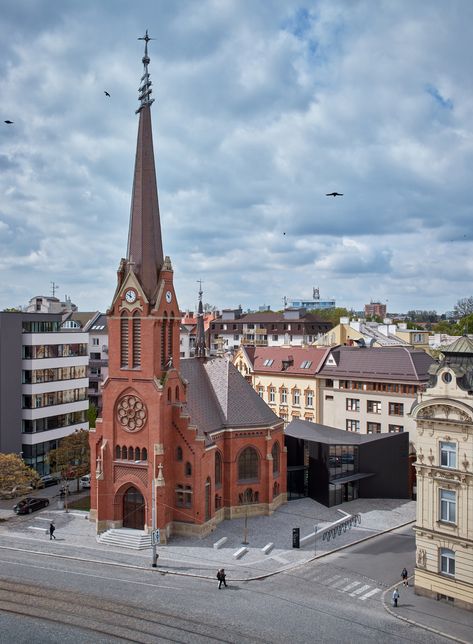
0 525 452 644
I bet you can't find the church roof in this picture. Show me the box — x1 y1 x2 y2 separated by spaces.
180 357 280 438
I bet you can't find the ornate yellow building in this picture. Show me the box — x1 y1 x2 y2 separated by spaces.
411 336 473 610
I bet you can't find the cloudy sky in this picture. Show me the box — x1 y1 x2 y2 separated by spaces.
1 1 472 315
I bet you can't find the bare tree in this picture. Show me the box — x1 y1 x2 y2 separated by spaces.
454 297 473 318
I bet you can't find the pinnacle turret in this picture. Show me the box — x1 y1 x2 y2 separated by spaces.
195 281 206 359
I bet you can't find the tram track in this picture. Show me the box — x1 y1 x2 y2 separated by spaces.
0 578 267 643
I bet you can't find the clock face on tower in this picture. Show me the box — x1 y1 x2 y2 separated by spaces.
165 290 172 304
125 289 136 303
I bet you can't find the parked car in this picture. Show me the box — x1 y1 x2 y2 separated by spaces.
0 484 34 500
13 497 50 514
39 475 59 488
80 474 91 489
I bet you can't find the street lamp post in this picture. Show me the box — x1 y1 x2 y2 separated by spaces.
242 506 249 545
151 478 158 567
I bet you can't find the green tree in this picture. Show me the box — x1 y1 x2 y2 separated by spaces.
88 403 98 429
48 429 90 491
311 307 351 327
0 454 40 496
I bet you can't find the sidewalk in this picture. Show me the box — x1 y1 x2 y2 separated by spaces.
383 580 473 644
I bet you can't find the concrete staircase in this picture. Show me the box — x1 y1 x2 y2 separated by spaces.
98 528 152 550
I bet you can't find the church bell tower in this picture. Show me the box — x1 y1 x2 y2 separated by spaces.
90 32 182 535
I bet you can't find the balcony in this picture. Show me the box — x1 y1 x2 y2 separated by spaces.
241 337 268 347
89 358 108 367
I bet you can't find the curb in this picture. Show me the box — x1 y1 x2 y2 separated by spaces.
382 579 471 644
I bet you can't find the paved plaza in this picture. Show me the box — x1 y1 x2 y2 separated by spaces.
0 497 416 578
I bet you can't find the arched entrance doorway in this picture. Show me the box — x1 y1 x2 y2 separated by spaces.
123 486 145 529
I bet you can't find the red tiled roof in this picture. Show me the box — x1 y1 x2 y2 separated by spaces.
246 346 331 375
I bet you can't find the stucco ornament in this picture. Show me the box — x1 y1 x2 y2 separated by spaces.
117 394 147 432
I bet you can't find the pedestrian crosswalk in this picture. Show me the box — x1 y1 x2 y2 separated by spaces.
307 571 382 602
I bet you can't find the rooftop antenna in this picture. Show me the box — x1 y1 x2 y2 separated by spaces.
50 281 59 298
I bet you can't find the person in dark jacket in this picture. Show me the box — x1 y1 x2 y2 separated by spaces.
217 568 227 589
49 522 56 540
401 567 408 586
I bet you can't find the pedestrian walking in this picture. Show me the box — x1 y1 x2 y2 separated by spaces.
49 522 56 540
401 567 408 586
392 588 400 608
217 568 227 589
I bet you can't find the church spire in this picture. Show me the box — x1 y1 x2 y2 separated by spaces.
195 281 206 359
126 30 164 305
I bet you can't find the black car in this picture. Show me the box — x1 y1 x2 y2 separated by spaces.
39 475 59 488
13 497 50 515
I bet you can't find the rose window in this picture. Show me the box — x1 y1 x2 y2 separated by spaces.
117 395 147 432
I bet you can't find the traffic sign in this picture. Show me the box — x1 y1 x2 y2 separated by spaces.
151 529 160 545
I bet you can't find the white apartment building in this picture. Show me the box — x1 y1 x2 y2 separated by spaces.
0 312 89 475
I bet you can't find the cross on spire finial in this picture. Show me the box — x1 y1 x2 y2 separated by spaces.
136 30 155 114
197 279 203 300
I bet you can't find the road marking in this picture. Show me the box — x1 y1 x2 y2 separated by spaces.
349 584 370 597
342 581 361 592
331 577 350 588
360 588 381 600
325 575 342 585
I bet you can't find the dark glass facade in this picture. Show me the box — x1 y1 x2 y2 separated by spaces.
286 429 409 507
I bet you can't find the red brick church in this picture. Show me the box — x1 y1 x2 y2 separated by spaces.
89 34 286 540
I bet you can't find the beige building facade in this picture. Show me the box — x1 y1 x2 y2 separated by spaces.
318 346 434 451
234 346 330 425
411 337 473 610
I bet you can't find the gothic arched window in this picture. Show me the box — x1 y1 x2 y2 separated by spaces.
185 461 192 476
132 312 141 368
128 446 134 460
215 451 222 487
272 442 280 475
167 313 174 363
121 446 127 460
176 446 183 462
238 447 259 482
135 447 141 461
120 313 129 368
142 447 148 461
161 315 167 368
115 445 121 460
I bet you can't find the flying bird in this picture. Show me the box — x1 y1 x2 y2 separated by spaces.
326 192 343 197
4 120 14 124
104 91 111 97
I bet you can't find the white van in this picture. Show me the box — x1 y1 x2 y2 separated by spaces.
80 474 91 489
